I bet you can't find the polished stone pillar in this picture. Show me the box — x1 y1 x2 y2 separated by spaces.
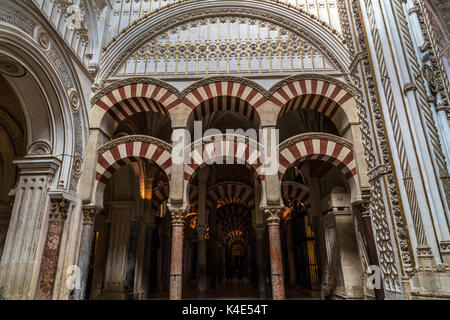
74 206 99 300
265 208 285 300
254 224 267 299
36 197 71 300
284 222 297 287
169 210 185 300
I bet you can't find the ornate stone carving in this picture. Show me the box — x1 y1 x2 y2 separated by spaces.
101 4 349 82
36 27 51 51
49 199 70 222
0 55 26 77
265 208 282 226
368 163 390 181
0 0 36 36
350 0 413 294
82 207 99 225
171 210 186 226
68 89 81 112
115 15 336 77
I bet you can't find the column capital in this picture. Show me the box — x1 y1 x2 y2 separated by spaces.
49 192 76 222
170 210 186 226
197 224 208 240
14 157 61 177
49 198 70 222
82 206 101 225
264 208 282 226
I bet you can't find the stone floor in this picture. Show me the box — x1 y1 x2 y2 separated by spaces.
150 278 319 300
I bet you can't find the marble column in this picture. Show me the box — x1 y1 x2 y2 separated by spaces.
285 221 297 287
265 208 285 300
36 196 71 300
254 224 267 299
0 158 60 300
74 206 99 300
169 210 185 300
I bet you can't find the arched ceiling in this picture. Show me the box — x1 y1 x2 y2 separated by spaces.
100 0 350 81
108 0 343 40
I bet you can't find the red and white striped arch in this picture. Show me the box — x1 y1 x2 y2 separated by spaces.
184 81 266 110
278 137 357 181
207 183 255 210
271 79 355 125
184 138 265 182
95 139 172 186
192 96 259 124
91 83 179 131
281 182 311 210
184 81 265 123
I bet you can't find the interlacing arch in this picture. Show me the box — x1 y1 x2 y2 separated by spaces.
183 134 266 182
278 133 357 181
94 135 172 203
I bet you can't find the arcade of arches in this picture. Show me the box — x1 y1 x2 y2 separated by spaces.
0 0 450 300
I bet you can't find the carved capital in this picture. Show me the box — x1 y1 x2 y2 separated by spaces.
82 207 100 225
49 199 70 222
197 224 208 240
264 208 282 226
170 210 186 226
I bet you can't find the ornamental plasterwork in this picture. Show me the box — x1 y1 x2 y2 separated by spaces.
109 0 342 40
114 16 335 77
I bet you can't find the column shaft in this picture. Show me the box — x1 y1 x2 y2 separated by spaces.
169 210 185 300
75 207 98 300
266 209 285 300
37 198 70 300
